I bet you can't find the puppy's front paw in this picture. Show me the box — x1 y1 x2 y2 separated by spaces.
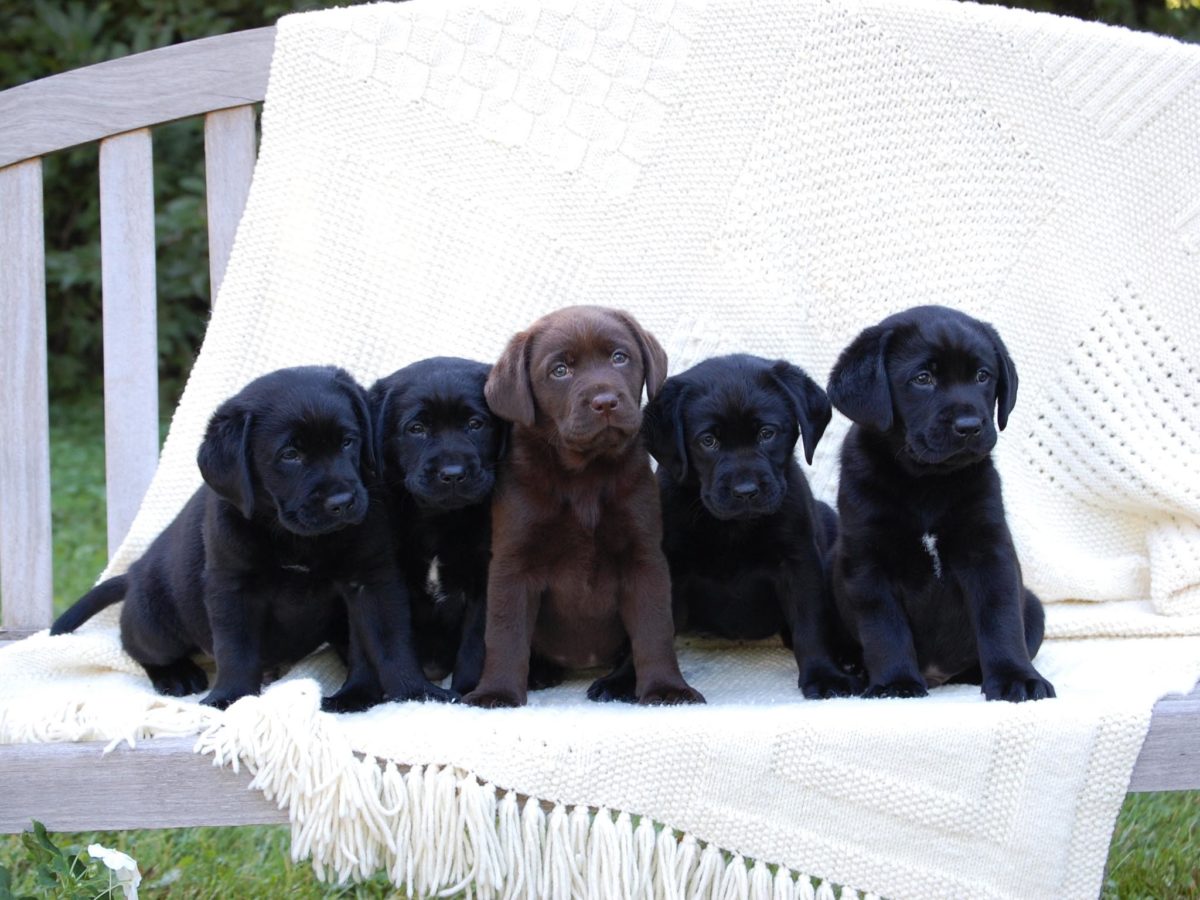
528 657 566 691
800 665 864 700
863 678 927 699
983 672 1056 703
586 672 637 703
388 682 460 704
463 688 524 708
200 686 255 710
637 683 706 706
321 684 383 714
145 659 208 697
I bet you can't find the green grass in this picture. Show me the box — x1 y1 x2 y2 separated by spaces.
4 399 1196 897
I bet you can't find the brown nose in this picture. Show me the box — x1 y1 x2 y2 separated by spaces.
591 392 619 413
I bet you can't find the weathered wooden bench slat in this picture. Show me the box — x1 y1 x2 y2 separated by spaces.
100 129 160 555
0 738 287 832
204 105 258 300
0 159 53 629
0 28 275 169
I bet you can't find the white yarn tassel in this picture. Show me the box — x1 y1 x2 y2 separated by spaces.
717 853 750 900
652 827 681 900
519 798 546 900
381 762 412 891
837 887 860 900
587 807 621 900
748 860 773 900
498 791 524 900
541 804 574 900
815 880 838 900
674 834 700 898
689 843 723 900
797 875 817 900
773 867 798 900
568 804 592 898
613 811 636 898
631 816 657 900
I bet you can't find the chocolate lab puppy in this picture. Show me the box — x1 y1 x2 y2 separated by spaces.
642 354 862 699
53 366 451 709
827 305 1054 702
464 306 704 707
323 357 504 711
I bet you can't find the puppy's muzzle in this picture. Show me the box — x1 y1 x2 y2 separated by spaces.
410 459 492 509
704 471 784 520
286 484 368 534
324 491 358 518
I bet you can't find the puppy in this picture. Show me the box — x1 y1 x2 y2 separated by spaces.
642 354 861 699
826 305 1054 702
464 306 704 707
323 357 504 712
52 366 450 709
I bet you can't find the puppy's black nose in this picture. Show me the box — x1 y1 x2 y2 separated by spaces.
591 392 619 413
438 464 466 484
953 416 983 438
324 492 356 517
731 481 760 501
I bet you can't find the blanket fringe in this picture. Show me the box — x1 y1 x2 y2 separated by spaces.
193 681 874 899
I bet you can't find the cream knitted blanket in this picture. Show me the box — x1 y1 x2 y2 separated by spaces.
3 1 1200 897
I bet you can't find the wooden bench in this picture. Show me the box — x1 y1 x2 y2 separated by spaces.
0 28 1196 834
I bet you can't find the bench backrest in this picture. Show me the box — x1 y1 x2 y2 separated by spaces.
0 28 275 634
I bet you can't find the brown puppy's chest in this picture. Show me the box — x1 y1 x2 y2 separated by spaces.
516 477 642 668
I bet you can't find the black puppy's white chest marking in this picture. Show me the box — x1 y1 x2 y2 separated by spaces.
281 563 310 574
921 532 943 579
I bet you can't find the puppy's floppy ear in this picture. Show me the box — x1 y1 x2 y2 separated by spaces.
198 401 255 519
368 381 395 478
614 310 669 401
768 360 832 465
978 321 1018 431
486 330 536 426
642 378 689 482
334 368 377 478
827 325 894 432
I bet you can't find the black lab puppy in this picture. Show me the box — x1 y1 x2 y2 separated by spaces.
827 305 1054 702
52 366 451 709
639 354 861 699
322 357 504 712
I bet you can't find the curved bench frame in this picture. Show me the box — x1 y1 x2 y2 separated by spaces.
0 28 1195 833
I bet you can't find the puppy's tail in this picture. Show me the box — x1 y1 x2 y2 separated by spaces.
50 574 129 635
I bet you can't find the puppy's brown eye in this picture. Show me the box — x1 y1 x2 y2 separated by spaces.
611 350 629 366
467 417 485 431
280 448 300 462
408 422 427 436
550 363 570 379
342 437 355 449
698 433 718 450
912 372 934 387
758 426 776 442
976 369 991 384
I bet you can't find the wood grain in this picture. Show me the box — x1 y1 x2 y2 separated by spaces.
204 106 258 302
0 28 275 168
0 159 53 630
0 738 287 832
100 130 160 555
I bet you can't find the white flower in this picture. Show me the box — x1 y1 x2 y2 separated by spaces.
87 843 142 900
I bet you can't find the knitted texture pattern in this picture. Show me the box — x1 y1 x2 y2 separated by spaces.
3 1 1200 898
